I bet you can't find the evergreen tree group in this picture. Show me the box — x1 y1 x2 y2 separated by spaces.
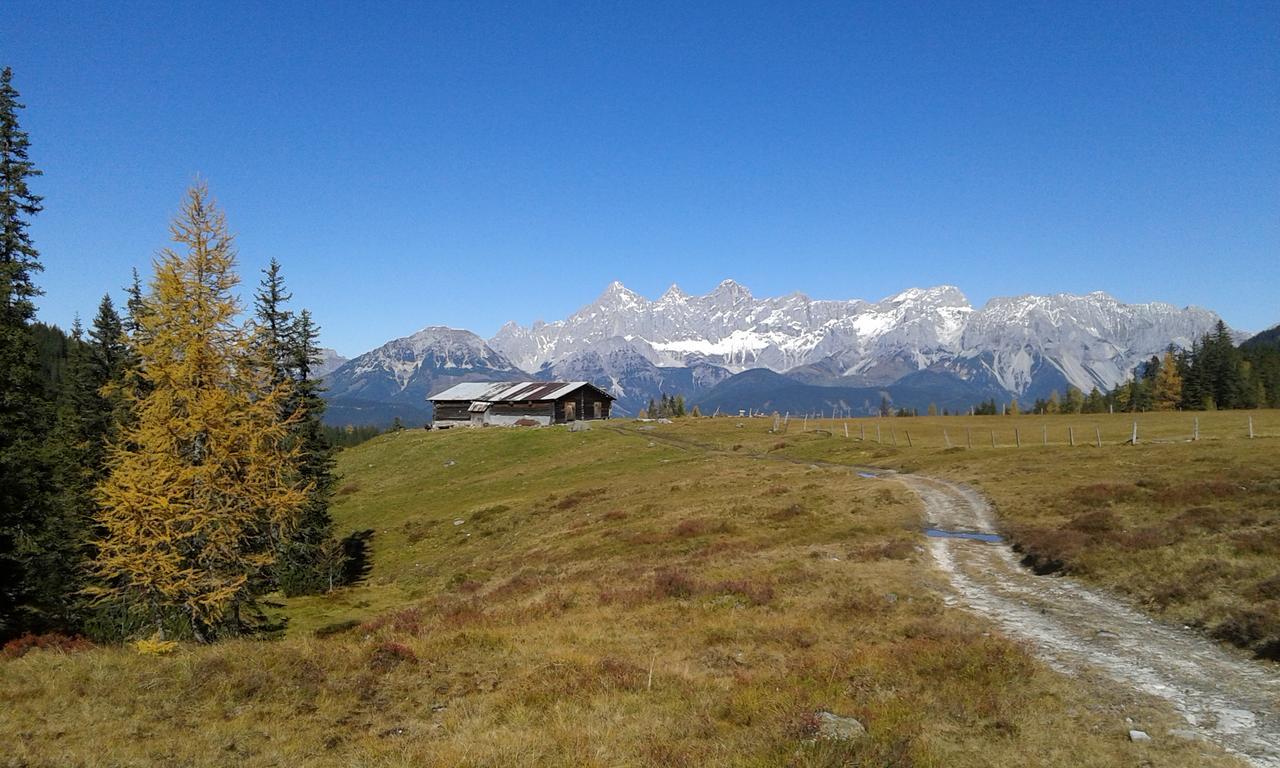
644 393 687 419
0 68 349 644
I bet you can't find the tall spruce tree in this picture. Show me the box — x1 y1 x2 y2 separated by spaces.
280 309 343 593
0 66 57 639
252 262 341 595
91 183 305 640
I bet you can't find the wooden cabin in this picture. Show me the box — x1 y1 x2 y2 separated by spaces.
427 381 615 428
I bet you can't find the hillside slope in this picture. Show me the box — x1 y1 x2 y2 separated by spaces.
1 424 1248 767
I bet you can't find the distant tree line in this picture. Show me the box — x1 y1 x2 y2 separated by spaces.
0 68 358 646
951 320 1279 417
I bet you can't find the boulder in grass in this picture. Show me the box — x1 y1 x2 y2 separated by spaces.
815 711 867 741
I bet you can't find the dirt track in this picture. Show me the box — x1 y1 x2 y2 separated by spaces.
896 472 1280 767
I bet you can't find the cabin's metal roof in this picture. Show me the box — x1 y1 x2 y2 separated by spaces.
428 381 613 402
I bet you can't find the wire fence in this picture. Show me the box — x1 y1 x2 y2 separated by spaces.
752 410 1279 449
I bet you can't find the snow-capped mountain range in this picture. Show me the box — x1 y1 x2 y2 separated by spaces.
319 280 1231 424
491 280 1223 394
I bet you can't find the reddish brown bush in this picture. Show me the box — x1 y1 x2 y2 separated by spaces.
1173 506 1229 532
595 656 646 691
1250 575 1280 601
1067 509 1118 535
653 568 698 598
1230 528 1280 556
783 708 822 739
1155 480 1241 506
672 518 709 537
368 641 417 672
360 607 426 635
2 632 93 659
1013 527 1089 574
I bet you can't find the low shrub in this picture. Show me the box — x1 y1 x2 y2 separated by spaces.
368 640 417 672
1211 605 1280 659
2 632 93 659
653 568 698 598
314 619 361 638
1066 509 1117 535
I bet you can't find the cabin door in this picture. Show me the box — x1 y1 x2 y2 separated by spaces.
564 402 575 422
593 402 602 420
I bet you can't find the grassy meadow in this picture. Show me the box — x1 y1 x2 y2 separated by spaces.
3 412 1275 767
660 409 1280 660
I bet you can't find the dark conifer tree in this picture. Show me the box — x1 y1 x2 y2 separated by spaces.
0 67 58 638
254 264 342 595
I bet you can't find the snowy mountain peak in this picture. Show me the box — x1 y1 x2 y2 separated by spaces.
888 285 970 308
659 283 689 302
711 278 752 300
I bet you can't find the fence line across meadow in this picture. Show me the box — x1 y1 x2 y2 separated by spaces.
750 410 1279 449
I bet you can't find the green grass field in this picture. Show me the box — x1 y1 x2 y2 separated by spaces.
3 412 1274 767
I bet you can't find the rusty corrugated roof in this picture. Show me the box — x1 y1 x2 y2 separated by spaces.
428 381 613 402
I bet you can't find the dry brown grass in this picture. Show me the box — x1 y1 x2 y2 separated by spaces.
661 410 1280 660
0 421 1254 766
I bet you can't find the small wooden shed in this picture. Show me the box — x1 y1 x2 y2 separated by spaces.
427 381 615 428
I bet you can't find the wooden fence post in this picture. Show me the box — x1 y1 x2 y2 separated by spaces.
966 427 972 449
860 423 865 441
1095 426 1101 448
891 427 898 446
1131 420 1138 445
1249 416 1255 439
1015 428 1021 448
1069 426 1075 447
844 422 849 438
1042 424 1047 446
944 429 951 449
905 430 912 447
990 430 996 448
876 424 881 444
1193 416 1199 442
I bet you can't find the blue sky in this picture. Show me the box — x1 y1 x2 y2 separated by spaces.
6 1 1278 356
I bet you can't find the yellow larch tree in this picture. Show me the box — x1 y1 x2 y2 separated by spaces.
91 183 304 640
1153 350 1183 410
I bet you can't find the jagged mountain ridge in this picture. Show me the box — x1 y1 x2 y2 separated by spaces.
490 280 1228 398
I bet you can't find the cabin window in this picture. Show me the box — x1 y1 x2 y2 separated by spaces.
593 402 602 419
564 402 576 421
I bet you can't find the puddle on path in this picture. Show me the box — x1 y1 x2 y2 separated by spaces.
923 527 1004 543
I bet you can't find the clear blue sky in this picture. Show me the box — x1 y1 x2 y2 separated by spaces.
6 1 1278 356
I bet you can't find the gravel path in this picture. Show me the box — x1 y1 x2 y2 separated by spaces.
895 472 1280 767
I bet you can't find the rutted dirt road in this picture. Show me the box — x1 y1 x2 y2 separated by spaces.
895 472 1280 767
